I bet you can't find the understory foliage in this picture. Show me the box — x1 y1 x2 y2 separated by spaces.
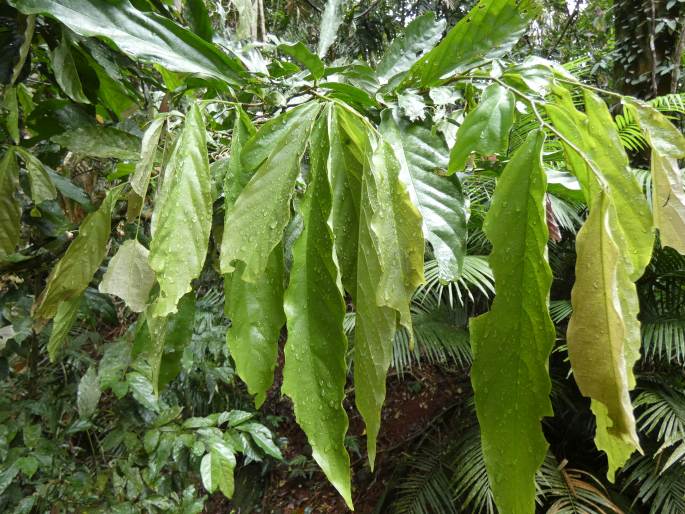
1 0 685 512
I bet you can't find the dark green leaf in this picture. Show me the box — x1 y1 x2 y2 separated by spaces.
0 149 21 257
51 125 140 160
51 31 90 104
278 42 324 80
47 294 81 361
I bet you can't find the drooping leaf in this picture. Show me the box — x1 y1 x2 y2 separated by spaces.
10 0 245 85
98 340 131 390
381 109 468 282
51 31 90 104
317 0 342 58
448 83 515 174
46 294 81 361
51 125 140 160
222 106 256 207
149 104 211 318
77 366 101 418
405 0 541 87
470 130 554 514
200 441 236 498
567 192 642 469
235 422 282 459
220 102 321 281
130 115 166 197
4 86 20 143
185 0 213 42
624 98 685 254
0 149 21 257
281 109 352 508
278 42 324 80
14 147 57 204
375 12 445 85
158 293 196 390
33 185 123 323
353 122 425 468
99 239 156 313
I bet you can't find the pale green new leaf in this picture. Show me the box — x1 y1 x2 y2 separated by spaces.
405 0 541 87
10 0 244 85
567 192 642 465
149 105 211 318
220 102 321 281
130 116 166 197
470 130 554 514
33 185 123 323
282 109 352 509
317 0 342 57
51 32 90 104
99 239 156 312
448 83 515 174
624 98 685 254
0 150 21 257
354 123 425 468
380 109 468 281
77 366 101 418
47 295 81 361
375 12 445 85
14 148 57 204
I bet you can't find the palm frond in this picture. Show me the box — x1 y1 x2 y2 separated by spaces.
634 383 685 445
450 428 496 514
547 194 583 234
550 299 573 325
615 93 685 152
622 455 685 514
415 256 495 309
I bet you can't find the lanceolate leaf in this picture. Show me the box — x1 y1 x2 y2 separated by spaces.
448 83 515 174
278 42 324 80
14 148 57 204
51 31 90 104
130 116 166 198
353 124 425 468
149 105 211 318
33 185 123 324
220 102 321 281
470 130 554 514
51 126 140 160
375 12 445 85
282 109 352 509
99 239 156 313
624 98 685 254
381 109 468 281
223 108 284 409
317 0 342 58
0 150 21 257
47 294 81 361
405 0 541 87
4 87 19 144
567 192 642 461
10 0 244 86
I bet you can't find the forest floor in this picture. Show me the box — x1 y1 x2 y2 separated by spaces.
208 355 469 513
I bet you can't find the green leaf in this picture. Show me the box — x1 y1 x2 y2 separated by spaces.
317 0 342 57
448 83 515 174
51 126 140 160
126 371 159 412
10 0 244 85
624 98 685 254
149 105 211 318
185 0 213 42
14 148 57 204
77 366 101 418
281 108 352 508
567 192 642 469
4 86 20 144
130 116 166 198
33 185 123 323
0 149 21 257
99 239 156 313
397 90 426 121
220 102 321 281
200 442 236 498
98 340 131 390
381 109 468 282
469 130 554 514
157 292 196 391
375 12 445 85
235 422 282 460
222 106 256 207
405 0 541 87
51 31 90 104
353 119 425 468
278 42 324 80
47 294 81 361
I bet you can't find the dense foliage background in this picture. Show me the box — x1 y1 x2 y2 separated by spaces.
1 0 684 513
